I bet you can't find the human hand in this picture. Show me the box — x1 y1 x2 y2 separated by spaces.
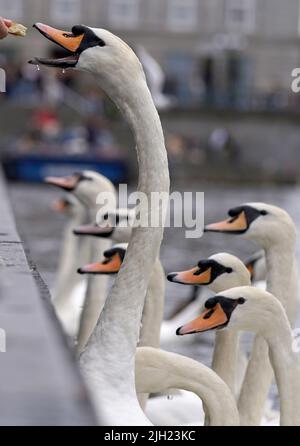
0 17 12 39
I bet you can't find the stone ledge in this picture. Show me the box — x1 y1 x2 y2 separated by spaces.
0 167 95 426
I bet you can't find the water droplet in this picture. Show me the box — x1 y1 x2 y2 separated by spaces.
167 394 173 400
62 68 66 74
36 65 40 71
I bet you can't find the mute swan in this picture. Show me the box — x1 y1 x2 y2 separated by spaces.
205 203 299 425
45 170 116 354
177 286 300 426
168 252 250 396
136 347 239 426
50 196 90 338
30 22 170 425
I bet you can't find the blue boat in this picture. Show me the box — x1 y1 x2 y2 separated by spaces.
2 154 129 184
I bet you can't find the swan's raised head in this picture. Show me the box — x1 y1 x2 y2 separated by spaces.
177 286 284 337
78 243 127 275
29 23 145 96
74 208 135 242
167 252 250 293
45 170 114 208
205 203 297 248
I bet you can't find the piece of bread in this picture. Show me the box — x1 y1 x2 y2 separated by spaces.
8 22 27 37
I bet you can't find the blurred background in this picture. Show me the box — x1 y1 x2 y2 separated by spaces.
2 0 300 409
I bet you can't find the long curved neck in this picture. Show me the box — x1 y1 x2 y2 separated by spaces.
76 235 111 355
139 258 165 349
135 347 239 426
211 276 250 397
265 242 297 320
80 76 169 426
264 315 300 426
53 210 86 305
238 237 298 426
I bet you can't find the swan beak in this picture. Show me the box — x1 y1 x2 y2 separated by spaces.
78 253 122 275
167 267 212 285
34 23 83 52
73 224 114 238
52 198 70 213
45 175 79 191
205 211 247 233
176 303 228 336
29 23 84 68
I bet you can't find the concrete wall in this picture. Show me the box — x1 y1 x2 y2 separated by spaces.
0 167 95 425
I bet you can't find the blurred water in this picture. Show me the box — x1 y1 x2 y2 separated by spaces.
9 180 300 411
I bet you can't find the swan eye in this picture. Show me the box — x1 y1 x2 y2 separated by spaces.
260 210 268 216
103 213 109 221
237 297 246 304
226 267 233 274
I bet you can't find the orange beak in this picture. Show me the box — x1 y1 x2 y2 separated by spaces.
177 303 228 336
205 211 248 233
45 175 79 191
78 253 122 275
51 198 70 213
168 267 212 285
74 224 113 238
34 23 84 53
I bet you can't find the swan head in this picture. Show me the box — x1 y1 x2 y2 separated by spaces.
177 286 284 337
78 243 127 275
205 202 297 249
29 23 145 98
74 208 135 242
167 253 250 293
45 170 114 208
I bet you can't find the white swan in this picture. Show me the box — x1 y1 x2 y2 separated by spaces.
45 170 116 354
168 252 250 396
31 22 170 425
50 195 89 338
205 203 299 425
177 286 300 426
136 347 239 426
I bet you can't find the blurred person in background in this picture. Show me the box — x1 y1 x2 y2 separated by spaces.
0 17 11 39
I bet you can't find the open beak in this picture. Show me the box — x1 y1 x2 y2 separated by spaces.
74 224 114 238
176 303 228 336
78 253 122 275
167 267 212 285
205 211 248 234
29 23 84 68
45 175 80 191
